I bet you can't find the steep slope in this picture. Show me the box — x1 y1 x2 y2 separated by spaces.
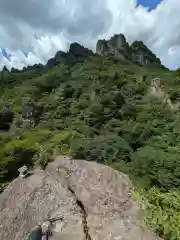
0 156 159 240
0 34 180 239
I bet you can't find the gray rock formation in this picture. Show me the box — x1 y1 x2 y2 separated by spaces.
0 156 159 240
18 165 28 178
96 34 130 60
96 34 162 67
149 77 180 110
131 41 161 66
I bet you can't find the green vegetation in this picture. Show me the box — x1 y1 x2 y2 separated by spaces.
0 50 180 239
134 188 180 240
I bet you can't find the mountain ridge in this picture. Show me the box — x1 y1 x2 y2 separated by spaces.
0 32 180 239
2 33 166 73
96 34 164 68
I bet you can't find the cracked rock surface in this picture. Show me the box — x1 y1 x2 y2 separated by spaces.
0 156 159 240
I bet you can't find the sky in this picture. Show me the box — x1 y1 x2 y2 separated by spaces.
0 0 180 70
136 0 162 11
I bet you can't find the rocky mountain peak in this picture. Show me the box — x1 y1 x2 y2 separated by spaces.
96 34 162 67
96 33 130 59
108 34 127 48
131 41 161 66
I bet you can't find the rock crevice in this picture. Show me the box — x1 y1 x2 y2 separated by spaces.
68 185 92 240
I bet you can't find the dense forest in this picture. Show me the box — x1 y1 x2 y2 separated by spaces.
0 40 180 239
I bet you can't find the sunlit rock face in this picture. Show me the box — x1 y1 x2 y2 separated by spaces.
96 34 162 67
96 34 130 60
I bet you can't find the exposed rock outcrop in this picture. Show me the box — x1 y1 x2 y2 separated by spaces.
131 41 161 66
149 77 180 110
96 34 130 60
96 34 162 67
0 156 159 240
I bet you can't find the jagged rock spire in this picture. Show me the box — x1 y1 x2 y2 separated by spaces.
96 33 162 67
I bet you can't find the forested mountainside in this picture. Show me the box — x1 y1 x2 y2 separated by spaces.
1 34 180 239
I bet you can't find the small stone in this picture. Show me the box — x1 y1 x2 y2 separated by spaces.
18 165 28 178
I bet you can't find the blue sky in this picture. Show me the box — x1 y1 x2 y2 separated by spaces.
136 0 162 11
1 48 11 62
1 0 180 70
1 48 28 61
1 1 163 62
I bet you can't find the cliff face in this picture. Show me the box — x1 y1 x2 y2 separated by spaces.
0 156 159 240
96 34 162 67
96 34 130 60
131 41 161 66
9 34 162 74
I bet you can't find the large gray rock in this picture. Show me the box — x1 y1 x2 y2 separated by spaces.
131 41 161 66
96 34 130 59
0 156 159 240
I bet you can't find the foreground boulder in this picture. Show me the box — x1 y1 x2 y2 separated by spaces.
0 156 159 239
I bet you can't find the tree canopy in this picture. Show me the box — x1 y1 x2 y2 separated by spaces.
1 52 180 239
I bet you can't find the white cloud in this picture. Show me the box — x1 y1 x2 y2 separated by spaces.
0 0 180 70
